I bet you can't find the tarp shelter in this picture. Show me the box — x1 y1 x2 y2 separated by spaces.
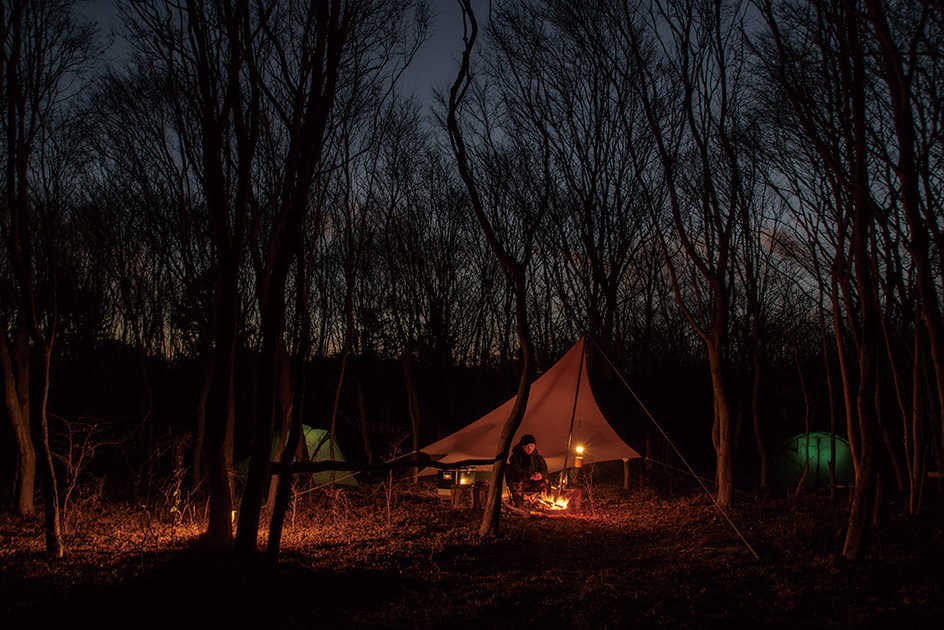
775 432 853 490
238 425 357 486
421 338 640 474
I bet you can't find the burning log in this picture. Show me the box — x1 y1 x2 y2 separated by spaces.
526 492 570 511
521 488 582 514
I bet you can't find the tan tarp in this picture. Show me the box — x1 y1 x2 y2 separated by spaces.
421 338 640 473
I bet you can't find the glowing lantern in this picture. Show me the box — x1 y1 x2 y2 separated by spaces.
575 444 584 468
575 445 585 454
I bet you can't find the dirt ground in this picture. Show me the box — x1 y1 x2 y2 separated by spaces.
1 480 943 629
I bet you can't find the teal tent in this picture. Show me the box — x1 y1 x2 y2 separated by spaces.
775 432 853 490
238 425 357 487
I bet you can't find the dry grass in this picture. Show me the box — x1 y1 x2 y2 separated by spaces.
2 481 942 629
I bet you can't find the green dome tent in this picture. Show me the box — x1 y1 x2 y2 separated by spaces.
237 425 357 487
775 432 853 490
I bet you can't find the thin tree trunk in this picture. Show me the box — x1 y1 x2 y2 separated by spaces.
268 226 316 561
328 352 349 485
794 347 811 495
865 0 944 453
266 345 293 517
831 274 859 479
402 351 422 484
479 299 534 538
36 343 63 557
842 5 881 560
193 354 212 489
266 354 303 561
821 327 839 501
203 265 238 549
237 267 291 554
357 377 373 465
909 323 926 515
137 354 156 498
751 345 768 492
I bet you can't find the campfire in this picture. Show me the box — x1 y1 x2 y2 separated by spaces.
525 491 570 511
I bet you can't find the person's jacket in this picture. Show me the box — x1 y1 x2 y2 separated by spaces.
507 443 548 483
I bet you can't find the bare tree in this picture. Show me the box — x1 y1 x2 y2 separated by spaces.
595 0 757 508
84 67 215 485
0 0 95 556
124 0 261 549
862 0 944 458
756 0 913 559
448 0 548 538
245 0 428 555
487 0 658 359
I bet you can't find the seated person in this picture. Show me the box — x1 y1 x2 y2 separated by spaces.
506 434 548 505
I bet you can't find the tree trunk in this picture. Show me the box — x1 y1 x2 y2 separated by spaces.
137 354 156 498
267 214 315 561
821 324 839 501
328 352 348 484
794 347 811 495
402 351 422 484
357 377 373 465
35 343 63 558
707 342 734 508
192 353 212 489
447 1 540 539
1 330 34 516
479 302 534 539
864 0 944 453
266 356 303 561
842 5 881 560
751 344 768 492
266 344 294 517
203 266 238 550
236 263 291 554
909 324 926 515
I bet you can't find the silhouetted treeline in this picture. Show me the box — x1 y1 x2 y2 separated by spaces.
2 0 942 560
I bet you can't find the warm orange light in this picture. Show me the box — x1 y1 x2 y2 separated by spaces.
528 492 570 510
575 445 585 454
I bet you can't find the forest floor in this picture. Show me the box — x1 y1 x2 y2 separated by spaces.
1 477 943 629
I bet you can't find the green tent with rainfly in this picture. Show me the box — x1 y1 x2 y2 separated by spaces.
775 432 853 490
238 425 357 487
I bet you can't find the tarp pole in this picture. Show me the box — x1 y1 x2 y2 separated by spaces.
559 339 587 491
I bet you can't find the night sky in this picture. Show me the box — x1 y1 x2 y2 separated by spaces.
77 0 486 115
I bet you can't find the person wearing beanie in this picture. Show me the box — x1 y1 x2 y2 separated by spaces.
507 434 548 505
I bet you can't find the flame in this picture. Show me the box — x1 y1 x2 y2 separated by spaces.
527 492 570 511
575 445 585 454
